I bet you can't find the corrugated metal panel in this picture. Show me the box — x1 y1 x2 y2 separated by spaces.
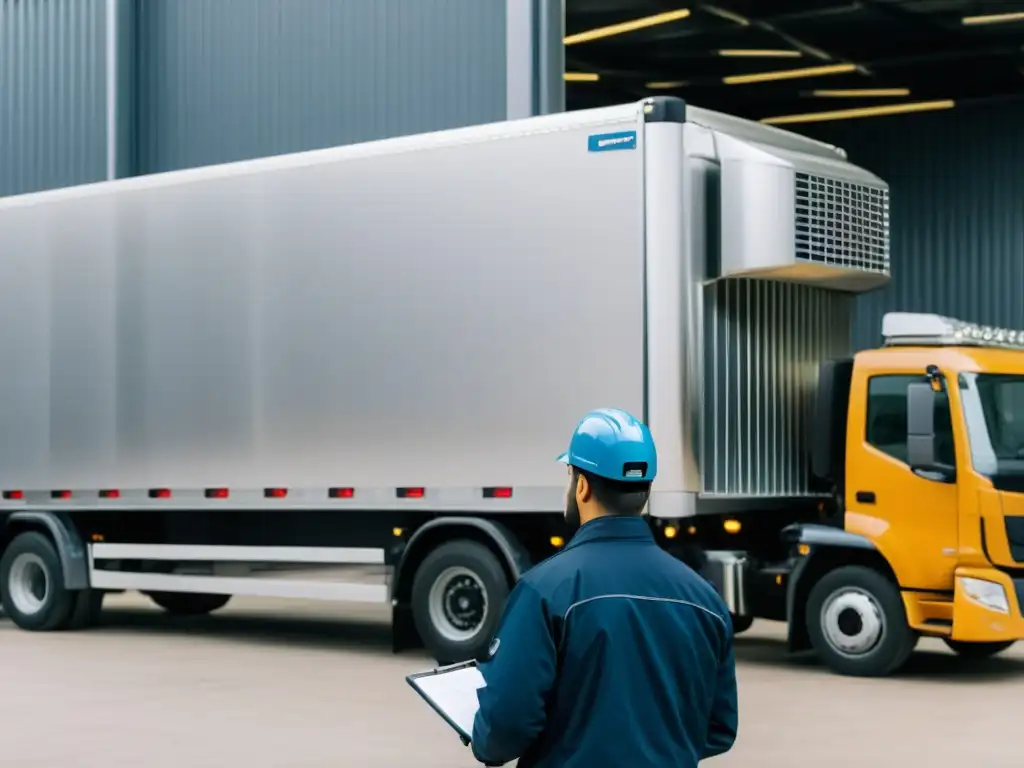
801 101 1024 351
112 0 135 178
136 0 508 174
0 0 108 196
702 279 853 497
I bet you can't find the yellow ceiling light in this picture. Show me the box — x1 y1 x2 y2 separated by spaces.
718 49 802 57
812 88 910 97
724 62 857 85
760 99 955 126
564 8 691 45
962 11 1024 25
563 72 600 82
646 80 688 89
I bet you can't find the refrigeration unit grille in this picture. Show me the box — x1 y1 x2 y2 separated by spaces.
701 279 853 498
794 172 890 274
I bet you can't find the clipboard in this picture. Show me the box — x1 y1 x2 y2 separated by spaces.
406 659 486 742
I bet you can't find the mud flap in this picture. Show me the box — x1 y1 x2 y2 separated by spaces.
392 602 424 653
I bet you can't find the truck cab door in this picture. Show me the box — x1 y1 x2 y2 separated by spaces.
845 373 959 591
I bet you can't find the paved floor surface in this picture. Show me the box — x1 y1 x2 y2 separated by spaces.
1 594 1021 767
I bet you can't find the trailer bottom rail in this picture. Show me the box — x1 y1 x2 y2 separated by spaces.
88 543 392 604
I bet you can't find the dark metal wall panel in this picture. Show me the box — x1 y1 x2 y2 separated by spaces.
0 0 108 196
136 0 508 174
801 101 1024 351
112 0 136 179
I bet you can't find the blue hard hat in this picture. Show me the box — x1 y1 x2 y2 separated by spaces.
557 408 657 483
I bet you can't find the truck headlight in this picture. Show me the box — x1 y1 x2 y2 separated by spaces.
959 577 1010 614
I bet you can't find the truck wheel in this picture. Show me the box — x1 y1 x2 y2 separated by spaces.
0 531 76 631
412 540 509 664
730 614 754 634
148 592 231 616
944 639 1015 658
806 565 917 677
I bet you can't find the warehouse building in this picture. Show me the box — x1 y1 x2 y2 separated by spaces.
1 0 1021 348
0 0 564 190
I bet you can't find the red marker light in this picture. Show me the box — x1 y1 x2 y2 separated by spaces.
99 489 121 499
3 490 23 500
205 488 230 499
329 487 355 499
52 490 71 500
398 487 425 499
264 488 288 499
484 487 513 499
149 488 172 499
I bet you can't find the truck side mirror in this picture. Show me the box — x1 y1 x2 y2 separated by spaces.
906 382 937 470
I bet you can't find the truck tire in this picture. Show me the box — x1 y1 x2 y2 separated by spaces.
944 639 1015 658
411 540 509 664
806 565 917 677
148 592 231 616
0 531 77 631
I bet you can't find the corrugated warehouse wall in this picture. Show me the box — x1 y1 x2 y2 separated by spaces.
135 0 508 174
0 0 109 196
798 101 1024 351
2 0 559 194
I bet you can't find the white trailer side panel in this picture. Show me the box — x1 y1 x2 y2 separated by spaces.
0 108 648 493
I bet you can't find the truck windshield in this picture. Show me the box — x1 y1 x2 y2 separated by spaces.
959 373 1024 479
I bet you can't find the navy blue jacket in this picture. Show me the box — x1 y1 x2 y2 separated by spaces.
471 515 737 768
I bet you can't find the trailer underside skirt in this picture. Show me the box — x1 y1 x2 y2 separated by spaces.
91 542 386 564
87 543 391 603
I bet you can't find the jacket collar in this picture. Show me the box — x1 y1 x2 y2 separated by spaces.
564 515 653 550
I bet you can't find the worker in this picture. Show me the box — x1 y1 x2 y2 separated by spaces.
470 408 738 768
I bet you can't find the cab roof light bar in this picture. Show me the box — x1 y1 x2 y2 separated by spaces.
881 312 1024 350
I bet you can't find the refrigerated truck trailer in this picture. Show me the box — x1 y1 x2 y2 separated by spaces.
3 96 1024 677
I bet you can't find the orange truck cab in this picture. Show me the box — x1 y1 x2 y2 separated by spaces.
781 311 1024 676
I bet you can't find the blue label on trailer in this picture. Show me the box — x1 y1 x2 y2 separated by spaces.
588 130 637 152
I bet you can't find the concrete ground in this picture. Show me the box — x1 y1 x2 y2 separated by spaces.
1 594 1021 767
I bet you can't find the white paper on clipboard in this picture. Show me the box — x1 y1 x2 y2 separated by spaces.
407 661 487 740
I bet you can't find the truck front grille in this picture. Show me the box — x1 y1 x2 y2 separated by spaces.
794 172 890 275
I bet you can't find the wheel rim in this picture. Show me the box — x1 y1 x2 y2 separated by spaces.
427 566 488 643
821 587 886 657
8 552 50 616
